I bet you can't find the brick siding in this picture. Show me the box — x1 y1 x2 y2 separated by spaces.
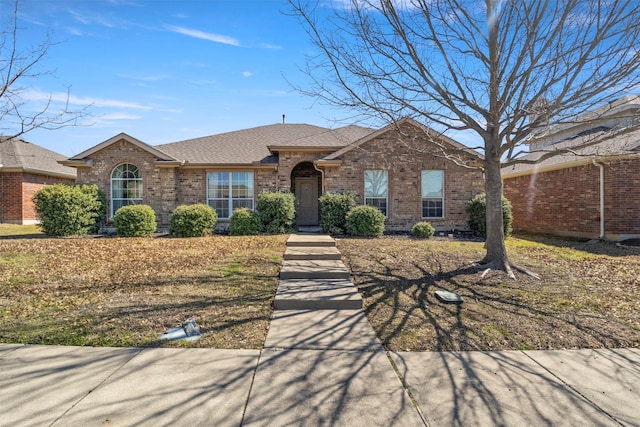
76 129 484 232
76 140 178 225
323 124 484 231
503 158 640 239
0 171 74 223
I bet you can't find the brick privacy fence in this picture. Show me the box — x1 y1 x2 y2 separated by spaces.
0 172 74 224
502 158 640 240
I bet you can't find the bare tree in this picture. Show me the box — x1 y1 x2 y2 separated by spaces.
1 0 90 140
289 0 640 276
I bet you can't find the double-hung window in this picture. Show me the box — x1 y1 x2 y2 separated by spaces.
111 163 143 217
364 169 388 216
421 170 444 218
207 172 254 219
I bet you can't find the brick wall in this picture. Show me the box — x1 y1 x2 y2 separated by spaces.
73 129 485 232
76 139 178 226
323 124 485 231
502 158 640 239
275 151 333 191
0 171 73 223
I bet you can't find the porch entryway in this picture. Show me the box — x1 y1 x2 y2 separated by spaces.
291 162 321 226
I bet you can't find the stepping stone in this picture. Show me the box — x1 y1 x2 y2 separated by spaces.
286 234 336 247
274 279 362 310
264 309 381 351
284 246 342 261
279 260 350 280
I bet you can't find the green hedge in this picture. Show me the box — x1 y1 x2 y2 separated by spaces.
170 204 217 237
345 205 386 237
319 192 357 234
412 221 435 238
257 191 296 234
229 208 262 235
467 193 513 238
113 204 157 237
32 184 105 236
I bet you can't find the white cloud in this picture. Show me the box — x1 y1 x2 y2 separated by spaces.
242 71 253 77
23 90 153 110
100 113 143 120
259 43 283 50
166 25 240 46
117 73 172 82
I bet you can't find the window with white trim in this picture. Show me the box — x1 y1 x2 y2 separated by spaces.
207 171 254 219
421 170 444 218
364 169 388 216
111 163 142 217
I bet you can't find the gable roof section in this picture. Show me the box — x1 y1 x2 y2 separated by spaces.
317 118 483 164
64 133 181 167
502 127 640 178
157 123 374 165
0 136 76 179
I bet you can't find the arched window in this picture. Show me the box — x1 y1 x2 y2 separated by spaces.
111 164 142 217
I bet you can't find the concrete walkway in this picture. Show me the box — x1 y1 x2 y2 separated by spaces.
1 234 639 426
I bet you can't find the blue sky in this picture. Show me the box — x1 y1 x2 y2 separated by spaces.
7 0 362 156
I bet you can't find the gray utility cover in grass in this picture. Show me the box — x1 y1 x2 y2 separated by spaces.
435 290 463 303
159 319 201 342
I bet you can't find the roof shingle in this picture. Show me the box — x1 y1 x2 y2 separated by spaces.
157 123 374 165
0 137 77 178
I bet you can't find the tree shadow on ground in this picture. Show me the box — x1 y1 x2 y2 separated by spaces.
343 244 639 352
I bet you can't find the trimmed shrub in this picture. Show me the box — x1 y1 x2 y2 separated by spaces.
345 205 386 237
257 191 296 234
319 192 357 234
467 193 513 238
229 208 262 235
32 184 105 236
170 204 217 237
113 204 156 237
412 221 435 238
78 184 107 233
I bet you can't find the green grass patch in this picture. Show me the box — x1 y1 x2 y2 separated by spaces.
0 224 42 236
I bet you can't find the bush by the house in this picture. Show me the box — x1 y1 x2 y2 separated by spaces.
78 184 107 233
319 192 357 234
412 221 435 238
467 193 513 238
257 191 296 234
32 184 105 237
229 208 262 235
345 205 386 237
170 204 217 237
113 204 157 237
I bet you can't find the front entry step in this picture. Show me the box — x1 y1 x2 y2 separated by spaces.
284 246 342 261
279 260 351 280
274 279 362 310
286 234 336 247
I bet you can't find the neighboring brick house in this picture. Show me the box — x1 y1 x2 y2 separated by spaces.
0 137 77 224
503 96 640 241
61 118 484 232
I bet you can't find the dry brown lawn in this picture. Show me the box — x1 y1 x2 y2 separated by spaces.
337 235 640 352
0 235 287 349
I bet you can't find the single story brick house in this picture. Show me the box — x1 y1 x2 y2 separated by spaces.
0 137 77 224
61 118 484 232
502 96 640 241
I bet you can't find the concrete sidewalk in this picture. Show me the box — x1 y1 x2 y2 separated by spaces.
1 234 639 426
1 344 638 426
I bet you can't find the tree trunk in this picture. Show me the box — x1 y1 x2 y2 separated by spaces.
483 153 509 267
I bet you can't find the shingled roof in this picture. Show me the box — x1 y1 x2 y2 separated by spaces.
503 127 640 178
157 123 374 165
0 136 76 179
